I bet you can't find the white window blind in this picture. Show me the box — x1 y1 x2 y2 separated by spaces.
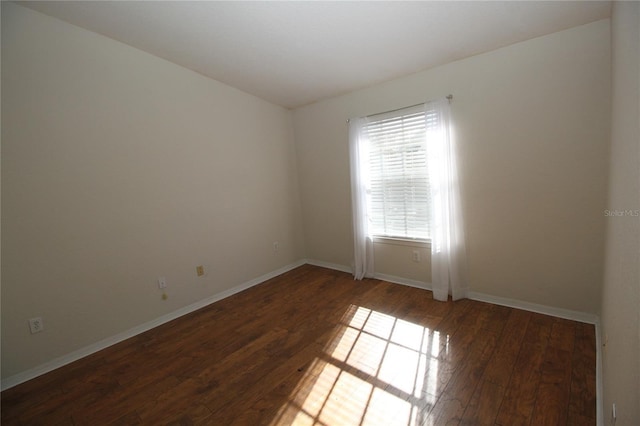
364 105 431 240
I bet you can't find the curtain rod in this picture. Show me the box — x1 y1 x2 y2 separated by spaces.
347 94 453 123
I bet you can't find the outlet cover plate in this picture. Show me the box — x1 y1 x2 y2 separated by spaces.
28 317 44 334
158 277 167 289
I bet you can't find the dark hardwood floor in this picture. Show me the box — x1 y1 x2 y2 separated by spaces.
1 264 597 425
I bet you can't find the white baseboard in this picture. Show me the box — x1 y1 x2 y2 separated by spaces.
595 320 604 426
372 272 431 291
467 291 599 325
305 258 352 274
0 259 307 391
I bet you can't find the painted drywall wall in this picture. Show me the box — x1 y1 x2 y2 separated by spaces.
294 20 611 313
373 239 431 285
1 3 304 379
600 2 640 424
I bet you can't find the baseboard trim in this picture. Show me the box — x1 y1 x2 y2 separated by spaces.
304 258 352 274
467 291 599 325
595 320 604 426
0 259 307 391
372 272 431 291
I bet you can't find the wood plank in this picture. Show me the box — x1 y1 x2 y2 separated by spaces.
72 375 181 424
482 308 531 387
427 328 500 424
568 323 597 422
495 313 553 426
530 347 573 425
460 380 505 426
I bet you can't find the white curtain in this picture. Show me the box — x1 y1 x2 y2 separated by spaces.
426 98 469 301
349 117 374 279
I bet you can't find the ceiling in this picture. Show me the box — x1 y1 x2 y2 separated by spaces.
19 1 611 109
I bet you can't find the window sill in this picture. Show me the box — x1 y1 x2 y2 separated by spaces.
372 236 431 248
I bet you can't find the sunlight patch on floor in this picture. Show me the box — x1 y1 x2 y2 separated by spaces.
271 304 443 426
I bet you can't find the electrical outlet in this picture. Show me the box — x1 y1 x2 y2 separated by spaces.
412 250 421 262
273 241 279 252
196 265 205 277
28 317 44 334
158 276 167 289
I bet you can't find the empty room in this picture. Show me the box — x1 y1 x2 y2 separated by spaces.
1 1 638 425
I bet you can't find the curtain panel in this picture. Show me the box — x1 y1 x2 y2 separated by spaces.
348 117 375 280
425 99 469 301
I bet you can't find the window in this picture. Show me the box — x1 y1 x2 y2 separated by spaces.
363 105 430 240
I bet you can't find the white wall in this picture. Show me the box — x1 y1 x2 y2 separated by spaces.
1 3 304 380
294 20 611 314
600 2 640 424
